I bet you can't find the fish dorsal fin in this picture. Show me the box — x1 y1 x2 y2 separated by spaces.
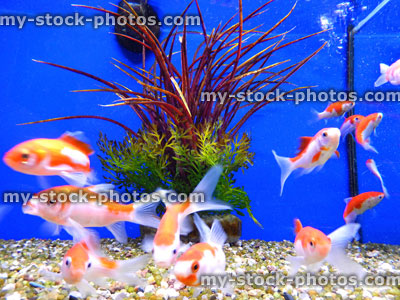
344 197 352 204
297 137 313 154
294 218 303 234
59 132 94 155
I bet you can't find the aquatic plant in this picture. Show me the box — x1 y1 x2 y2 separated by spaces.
22 0 326 227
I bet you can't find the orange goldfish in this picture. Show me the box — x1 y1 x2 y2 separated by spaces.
142 165 231 268
343 192 385 224
288 219 365 277
42 227 149 297
272 128 341 195
355 113 383 153
314 101 355 120
339 114 364 139
174 214 230 296
3 132 94 186
23 184 160 243
374 59 400 87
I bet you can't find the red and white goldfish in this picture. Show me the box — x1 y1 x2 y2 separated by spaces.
374 59 400 87
340 114 364 138
23 184 161 243
366 159 389 197
142 165 232 268
174 213 230 297
288 219 365 277
3 132 94 186
42 227 149 297
314 101 355 120
272 128 341 196
355 113 383 153
343 191 385 224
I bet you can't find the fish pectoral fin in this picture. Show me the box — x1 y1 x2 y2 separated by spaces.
60 172 91 187
140 235 154 253
107 222 128 244
75 279 97 298
326 248 366 278
38 266 62 281
40 222 61 236
286 255 305 277
334 150 340 159
306 261 323 273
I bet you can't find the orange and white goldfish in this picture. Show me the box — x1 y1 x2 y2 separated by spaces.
41 227 149 297
174 213 231 297
343 191 385 224
366 159 389 197
23 184 161 243
340 114 364 138
142 165 232 268
314 101 355 120
272 128 341 196
3 132 94 186
374 59 400 87
288 219 365 277
355 113 383 153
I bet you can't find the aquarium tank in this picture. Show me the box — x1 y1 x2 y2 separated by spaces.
1 0 400 299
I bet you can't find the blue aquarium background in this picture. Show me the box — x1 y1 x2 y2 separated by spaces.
1 0 399 244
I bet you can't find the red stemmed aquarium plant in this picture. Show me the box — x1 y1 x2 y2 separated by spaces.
22 0 325 238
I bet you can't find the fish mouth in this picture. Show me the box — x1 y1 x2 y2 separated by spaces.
22 201 36 215
155 261 171 268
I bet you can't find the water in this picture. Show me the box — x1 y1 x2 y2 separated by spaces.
1 0 400 299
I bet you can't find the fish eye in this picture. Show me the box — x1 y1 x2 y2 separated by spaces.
378 195 383 199
309 241 315 248
87 262 92 269
191 261 199 273
65 257 72 267
173 249 177 255
355 117 359 121
322 132 328 137
21 153 29 160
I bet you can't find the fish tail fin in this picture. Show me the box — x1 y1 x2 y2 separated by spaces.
326 223 365 277
272 150 294 196
374 63 389 87
114 254 151 285
130 201 161 229
181 165 232 217
362 142 379 154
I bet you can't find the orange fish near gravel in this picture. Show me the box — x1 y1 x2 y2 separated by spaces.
343 191 385 224
41 227 150 297
23 184 161 243
142 165 231 269
272 128 341 195
314 101 355 120
3 132 94 186
355 113 383 153
288 219 365 277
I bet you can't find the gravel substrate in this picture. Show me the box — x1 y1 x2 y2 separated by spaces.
0 238 399 300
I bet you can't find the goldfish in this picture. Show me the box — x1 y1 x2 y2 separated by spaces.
374 59 400 87
339 114 364 139
366 159 389 197
313 101 355 120
3 132 94 186
23 184 161 243
343 192 385 224
355 113 383 153
142 165 232 268
288 219 365 277
272 128 341 196
41 227 149 297
174 213 231 297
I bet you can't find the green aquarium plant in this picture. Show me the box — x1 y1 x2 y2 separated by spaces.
22 0 326 228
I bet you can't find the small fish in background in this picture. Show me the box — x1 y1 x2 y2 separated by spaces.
313 101 355 120
174 213 232 297
366 159 389 197
3 132 94 187
374 59 400 87
22 184 161 243
272 128 341 196
355 113 383 153
287 219 365 277
343 192 385 224
340 114 364 139
40 226 150 297
141 165 232 268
